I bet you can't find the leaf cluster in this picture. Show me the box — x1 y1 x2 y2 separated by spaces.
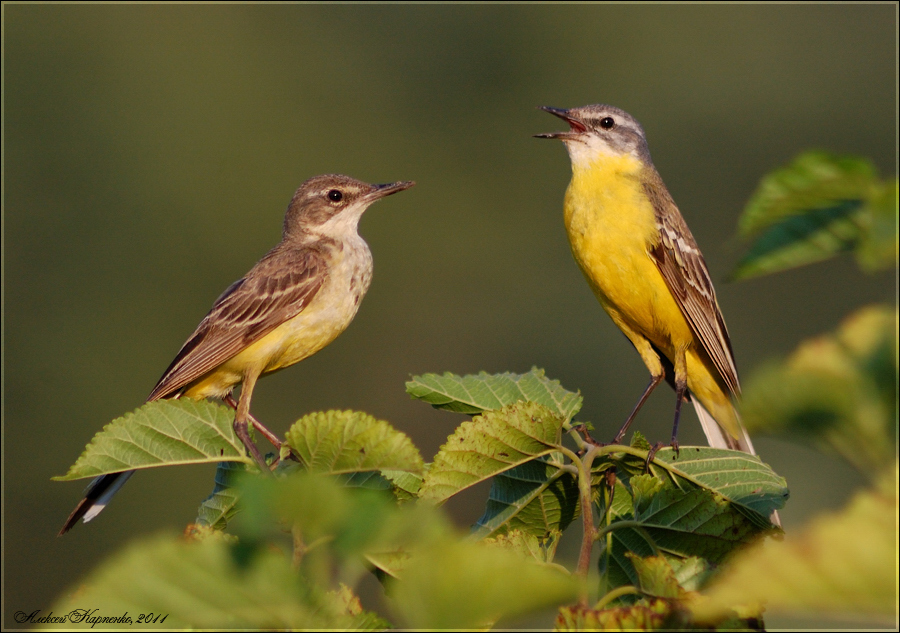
50 370 785 630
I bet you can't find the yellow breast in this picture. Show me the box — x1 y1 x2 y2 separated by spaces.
564 154 693 353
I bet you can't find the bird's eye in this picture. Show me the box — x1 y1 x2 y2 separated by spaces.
327 190 343 202
599 117 615 130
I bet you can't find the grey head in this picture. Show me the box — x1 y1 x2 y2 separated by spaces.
536 104 653 167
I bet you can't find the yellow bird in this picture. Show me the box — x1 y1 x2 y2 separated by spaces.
60 174 414 534
536 104 757 456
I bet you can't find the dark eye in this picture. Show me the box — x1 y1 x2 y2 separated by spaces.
599 117 615 130
327 189 343 202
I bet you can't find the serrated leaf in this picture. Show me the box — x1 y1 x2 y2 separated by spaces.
390 538 578 629
482 529 562 566
284 410 424 476
615 483 757 580
382 469 424 502
338 470 393 491
666 556 714 593
196 461 247 530
473 454 580 539
650 448 789 525
419 402 565 503
42 533 386 630
596 448 785 594
406 367 582 420
54 400 249 481
696 462 898 625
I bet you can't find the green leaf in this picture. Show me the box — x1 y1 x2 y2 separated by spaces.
731 152 895 280
337 470 393 492
473 453 580 539
406 367 583 420
42 532 388 630
419 402 565 503
53 400 249 481
649 448 789 525
482 529 562 566
855 178 899 271
390 538 578 629
382 469 424 502
284 410 424 476
195 461 247 530
329 584 391 631
627 553 688 599
740 305 898 477
739 152 876 236
596 448 786 594
236 474 451 570
731 200 865 280
696 462 898 625
235 473 354 549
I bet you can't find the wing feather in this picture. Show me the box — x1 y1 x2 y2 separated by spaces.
643 177 741 396
147 244 327 400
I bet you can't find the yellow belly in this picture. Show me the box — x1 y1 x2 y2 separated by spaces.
563 154 740 438
565 155 694 357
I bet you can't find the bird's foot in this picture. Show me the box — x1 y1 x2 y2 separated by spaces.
234 419 273 474
644 439 680 470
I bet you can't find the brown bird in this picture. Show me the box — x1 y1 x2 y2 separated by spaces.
60 174 414 534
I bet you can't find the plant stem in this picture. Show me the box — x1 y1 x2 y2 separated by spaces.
594 585 642 611
573 445 601 606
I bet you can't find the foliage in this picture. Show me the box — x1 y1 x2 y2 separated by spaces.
693 151 898 628
731 151 897 280
49 152 897 629
49 369 784 630
695 464 898 624
52 399 251 481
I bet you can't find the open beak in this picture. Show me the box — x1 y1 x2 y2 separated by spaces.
534 106 587 140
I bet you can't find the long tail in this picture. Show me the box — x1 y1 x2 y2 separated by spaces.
692 398 756 454
692 399 781 528
57 470 135 536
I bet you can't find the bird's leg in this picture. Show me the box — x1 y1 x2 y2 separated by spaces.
644 374 686 469
668 377 686 457
232 373 271 472
224 392 282 450
611 373 664 445
667 351 689 457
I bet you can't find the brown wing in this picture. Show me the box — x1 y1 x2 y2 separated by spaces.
147 244 327 401
643 175 741 396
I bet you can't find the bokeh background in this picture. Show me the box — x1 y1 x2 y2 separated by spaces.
4 4 896 629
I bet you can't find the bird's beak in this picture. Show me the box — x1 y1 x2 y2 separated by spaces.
534 106 587 140
367 181 416 201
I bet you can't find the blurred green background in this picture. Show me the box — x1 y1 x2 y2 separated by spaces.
4 4 896 628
